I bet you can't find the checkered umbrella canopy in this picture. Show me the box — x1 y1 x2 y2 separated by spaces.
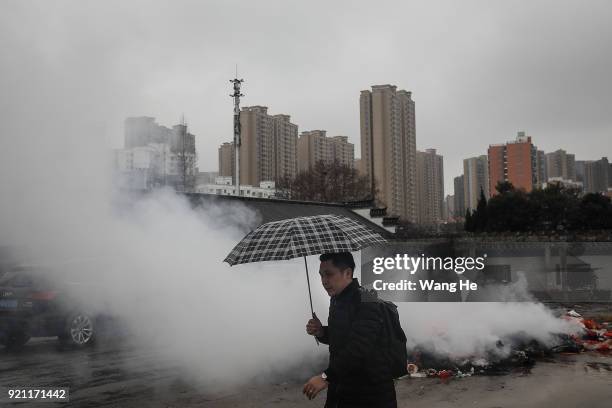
224 214 386 341
223 214 387 266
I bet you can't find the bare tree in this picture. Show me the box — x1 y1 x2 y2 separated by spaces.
276 160 372 203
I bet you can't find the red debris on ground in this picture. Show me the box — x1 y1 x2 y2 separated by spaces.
565 310 612 354
437 370 453 379
582 319 601 330
403 309 611 382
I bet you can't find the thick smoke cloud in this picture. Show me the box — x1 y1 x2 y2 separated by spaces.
398 302 574 359
0 0 585 390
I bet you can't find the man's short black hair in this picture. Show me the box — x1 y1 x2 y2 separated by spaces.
319 252 355 276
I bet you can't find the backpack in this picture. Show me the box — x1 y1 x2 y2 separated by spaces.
359 288 408 379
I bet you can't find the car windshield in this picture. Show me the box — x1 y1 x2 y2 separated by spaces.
0 267 56 290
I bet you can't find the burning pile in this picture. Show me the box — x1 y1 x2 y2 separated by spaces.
404 309 612 380
559 309 612 353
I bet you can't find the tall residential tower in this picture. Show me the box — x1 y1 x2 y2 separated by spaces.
297 131 355 173
239 106 298 186
463 155 489 211
488 132 538 195
416 149 444 224
545 149 576 181
360 85 417 222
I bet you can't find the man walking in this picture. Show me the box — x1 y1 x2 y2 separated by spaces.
303 252 398 408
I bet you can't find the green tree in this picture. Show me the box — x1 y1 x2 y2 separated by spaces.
486 184 530 232
528 184 580 231
473 187 488 231
495 181 515 195
580 193 612 229
463 179 612 233
465 209 475 232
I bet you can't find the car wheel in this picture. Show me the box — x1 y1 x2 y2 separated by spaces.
60 313 95 347
0 331 31 349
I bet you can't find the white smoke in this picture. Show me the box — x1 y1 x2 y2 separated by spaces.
1 181 331 388
397 302 576 359
0 1 582 388
0 109 580 387
0 137 579 388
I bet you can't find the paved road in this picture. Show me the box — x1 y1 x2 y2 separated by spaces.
1 337 611 407
1 338 208 407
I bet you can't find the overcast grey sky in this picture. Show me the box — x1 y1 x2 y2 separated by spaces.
1 0 611 194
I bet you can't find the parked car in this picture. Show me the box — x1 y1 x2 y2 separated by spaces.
0 265 117 349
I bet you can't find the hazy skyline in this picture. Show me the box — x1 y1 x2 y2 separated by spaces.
2 0 611 193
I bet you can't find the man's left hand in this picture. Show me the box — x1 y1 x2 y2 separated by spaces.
302 375 328 400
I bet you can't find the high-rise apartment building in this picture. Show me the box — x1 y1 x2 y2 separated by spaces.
169 123 197 192
329 136 354 168
239 106 272 186
463 155 489 211
117 117 197 191
444 194 455 221
297 131 355 173
488 132 538 195
583 157 610 193
360 85 417 222
535 149 547 187
354 158 362 176
218 142 234 178
545 149 576 181
416 149 444 224
454 175 466 218
239 106 298 186
124 116 171 148
575 160 586 187
272 114 298 182
298 130 327 173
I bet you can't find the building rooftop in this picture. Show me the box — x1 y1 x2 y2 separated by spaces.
183 193 393 238
371 84 397 91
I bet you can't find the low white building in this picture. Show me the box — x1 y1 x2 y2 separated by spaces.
196 177 276 198
114 144 173 190
116 117 198 191
543 177 583 191
114 142 198 191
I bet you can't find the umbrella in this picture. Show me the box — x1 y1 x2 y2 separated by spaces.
224 214 387 318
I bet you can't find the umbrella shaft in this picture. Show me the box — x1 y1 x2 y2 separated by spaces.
304 256 319 346
304 256 314 316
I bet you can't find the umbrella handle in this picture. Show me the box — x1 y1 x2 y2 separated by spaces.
303 256 319 346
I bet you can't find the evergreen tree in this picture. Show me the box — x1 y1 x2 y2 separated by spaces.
463 179 611 233
464 209 474 232
495 180 515 195
580 193 612 229
474 187 488 231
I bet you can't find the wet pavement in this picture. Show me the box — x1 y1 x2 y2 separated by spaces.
1 337 610 407
1 338 205 407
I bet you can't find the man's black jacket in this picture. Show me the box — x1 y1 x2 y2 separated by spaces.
317 278 396 407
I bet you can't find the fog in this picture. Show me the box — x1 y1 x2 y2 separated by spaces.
398 302 574 359
0 167 577 388
0 88 578 389
0 107 578 387
0 177 332 388
0 0 584 390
